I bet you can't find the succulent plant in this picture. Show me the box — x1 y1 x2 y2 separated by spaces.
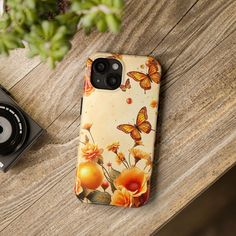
0 0 124 68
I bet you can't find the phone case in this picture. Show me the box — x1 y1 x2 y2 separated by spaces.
75 53 161 208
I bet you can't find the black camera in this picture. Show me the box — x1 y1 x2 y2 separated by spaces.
91 58 122 90
0 85 43 172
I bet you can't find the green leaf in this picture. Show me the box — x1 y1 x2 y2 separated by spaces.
96 18 107 32
87 190 111 204
77 191 86 200
82 12 97 28
109 167 120 192
113 0 125 8
0 0 125 68
109 167 121 181
105 14 121 33
102 0 113 7
77 187 89 201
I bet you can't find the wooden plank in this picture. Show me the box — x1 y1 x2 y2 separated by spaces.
0 49 40 89
0 0 236 235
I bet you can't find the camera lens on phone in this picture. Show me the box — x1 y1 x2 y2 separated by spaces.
95 62 106 73
106 75 121 89
93 59 108 74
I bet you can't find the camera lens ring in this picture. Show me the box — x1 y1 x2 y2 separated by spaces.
106 74 121 89
0 103 28 155
93 59 109 74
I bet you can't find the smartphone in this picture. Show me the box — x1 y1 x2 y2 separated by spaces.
75 53 161 208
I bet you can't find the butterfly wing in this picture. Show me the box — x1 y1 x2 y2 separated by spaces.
120 79 131 91
148 61 160 84
125 78 131 89
140 77 151 90
136 107 148 126
136 107 152 133
131 128 142 141
146 57 156 67
127 72 151 90
127 71 147 81
138 121 152 134
117 124 141 141
120 84 126 92
117 124 135 134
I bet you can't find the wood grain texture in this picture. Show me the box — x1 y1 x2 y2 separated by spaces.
0 0 236 235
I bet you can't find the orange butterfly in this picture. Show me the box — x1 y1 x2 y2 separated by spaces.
127 58 160 92
117 107 151 141
120 79 131 92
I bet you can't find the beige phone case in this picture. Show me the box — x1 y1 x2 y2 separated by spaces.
75 53 161 207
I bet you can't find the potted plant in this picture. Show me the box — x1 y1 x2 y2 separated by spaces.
0 0 124 67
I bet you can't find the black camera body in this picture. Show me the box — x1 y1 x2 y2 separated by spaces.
0 85 43 172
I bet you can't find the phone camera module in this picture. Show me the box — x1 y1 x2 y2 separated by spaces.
91 58 122 90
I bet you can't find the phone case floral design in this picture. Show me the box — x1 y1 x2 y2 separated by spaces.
75 53 161 208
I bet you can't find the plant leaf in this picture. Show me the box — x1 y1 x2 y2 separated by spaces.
109 167 121 192
87 190 111 204
109 167 120 181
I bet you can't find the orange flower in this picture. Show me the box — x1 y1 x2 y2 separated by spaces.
116 152 125 165
86 58 93 69
133 186 150 207
111 188 133 207
81 143 103 161
107 142 120 153
84 58 94 96
82 123 93 131
129 148 151 164
114 167 148 197
134 140 144 147
145 158 152 167
150 99 158 108
74 176 82 195
84 77 95 96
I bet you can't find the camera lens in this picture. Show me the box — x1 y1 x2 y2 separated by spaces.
0 117 12 144
0 103 28 155
93 59 108 74
106 75 121 89
95 63 106 73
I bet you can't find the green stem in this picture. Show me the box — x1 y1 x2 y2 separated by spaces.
128 153 132 166
79 140 86 145
99 163 112 182
124 159 130 168
89 130 95 144
121 160 129 168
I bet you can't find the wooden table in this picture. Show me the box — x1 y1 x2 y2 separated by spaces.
0 1 236 235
